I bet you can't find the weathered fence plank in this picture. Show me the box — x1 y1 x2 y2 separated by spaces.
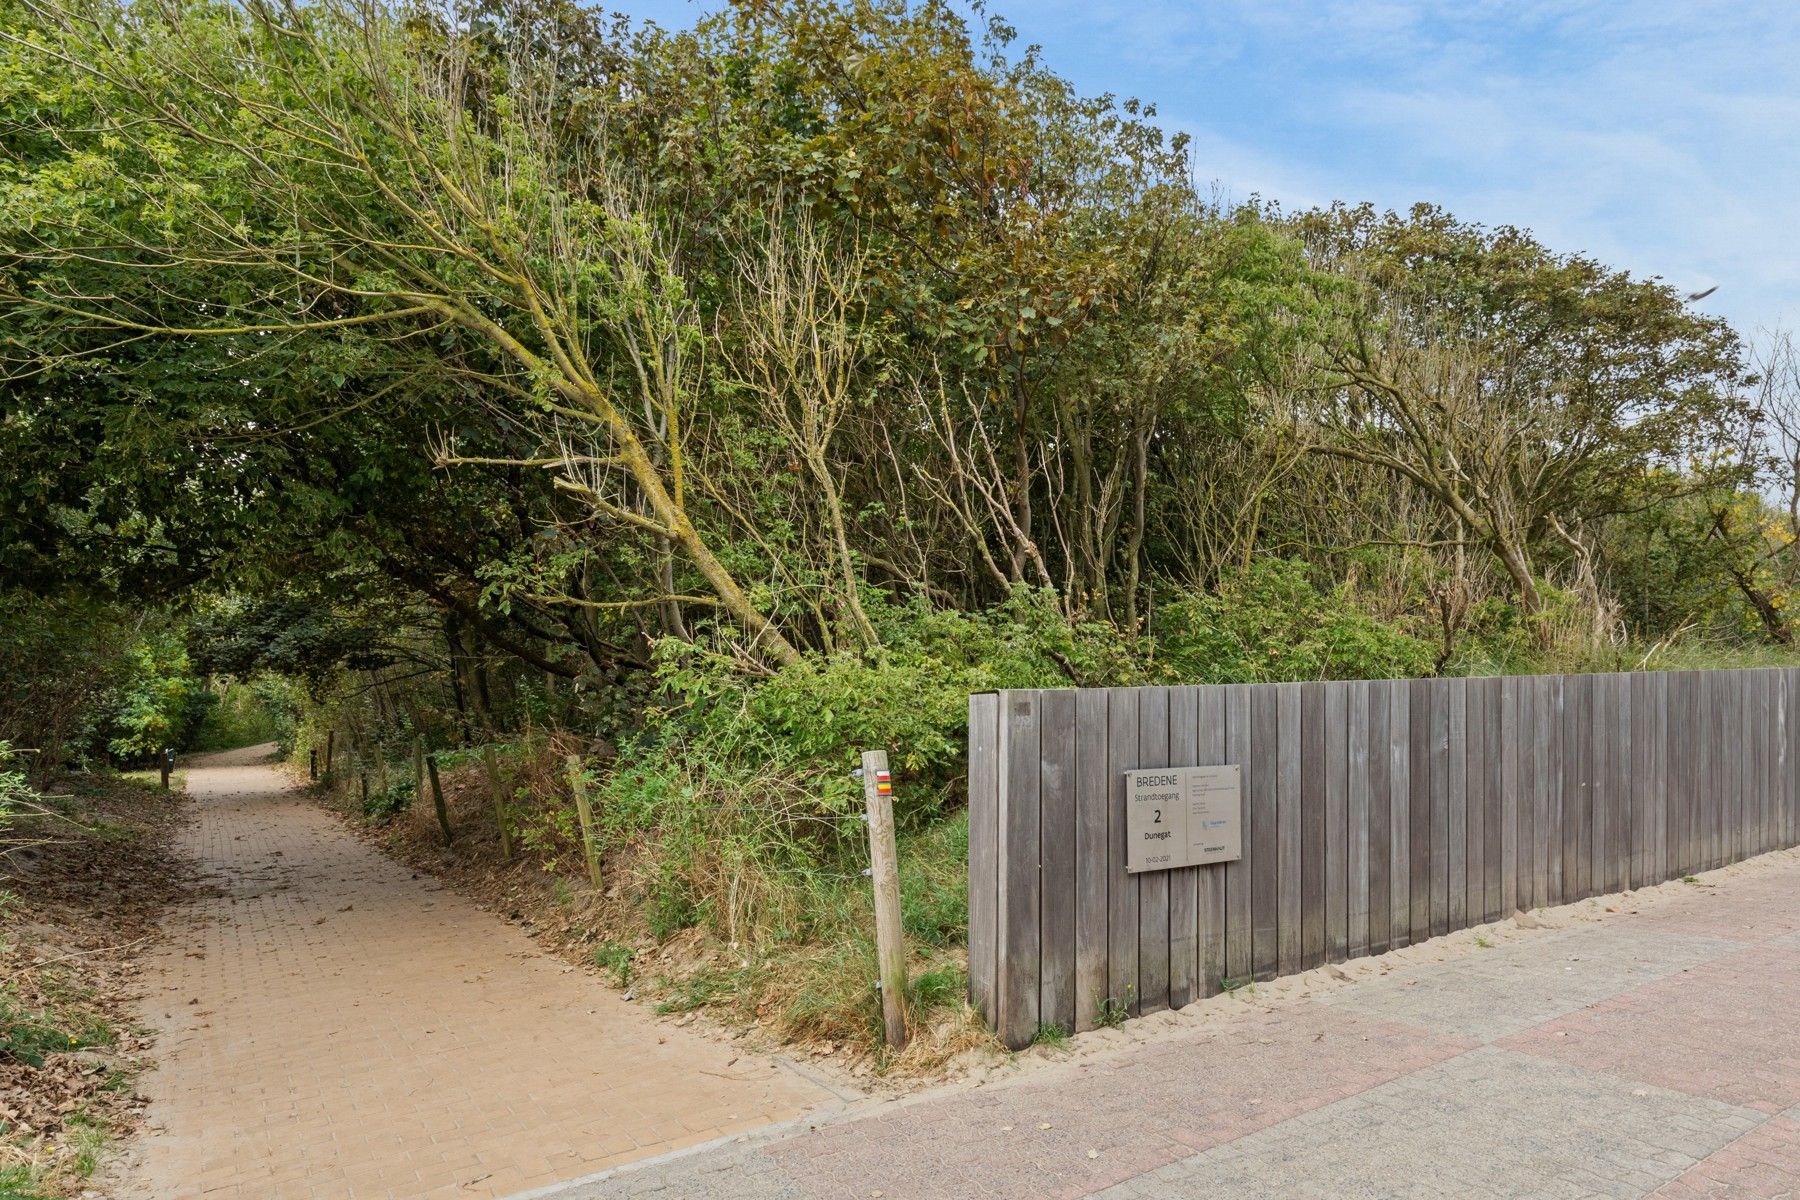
1563 672 1589 903
1743 671 1756 858
1723 672 1740 867
1448 678 1468 934
1594 674 1617 895
996 689 1041 1048
1389 681 1411 949
1277 683 1303 977
1629 672 1651 888
1762 670 1777 854
1038 688 1077 1036
1197 686 1228 997
1716 672 1731 869
1223 685 1252 986
1480 676 1504 922
1346 681 1370 959
1073 688 1109 1033
1251 684 1280 980
1106 688 1139 1015
1408 678 1432 946
1704 673 1720 871
1325 684 1349 963
1500 675 1520 917
1758 670 1773 855
1663 676 1692 874
1300 683 1327 971
966 693 998 1022
1365 680 1392 957
1652 673 1668 881
1778 672 1792 849
1534 675 1560 909
1166 687 1199 1011
1692 671 1707 872
1464 677 1487 924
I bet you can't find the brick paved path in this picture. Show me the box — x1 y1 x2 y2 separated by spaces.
120 746 834 1200
551 848 1800 1200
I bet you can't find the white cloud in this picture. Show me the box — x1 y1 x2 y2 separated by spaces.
1082 0 1800 337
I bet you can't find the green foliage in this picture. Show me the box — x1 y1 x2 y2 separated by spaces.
512 795 578 869
0 742 36 842
899 812 968 948
360 777 413 824
1095 995 1130 1028
191 677 297 753
653 969 735 1016
0 594 133 778
652 590 1151 820
188 600 394 688
104 633 204 763
0 1161 54 1200
907 965 964 1010
591 942 635 987
1157 559 1437 683
0 986 80 1068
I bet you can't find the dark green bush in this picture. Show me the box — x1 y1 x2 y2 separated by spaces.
360 777 413 823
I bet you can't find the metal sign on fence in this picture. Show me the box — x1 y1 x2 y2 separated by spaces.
1125 766 1243 873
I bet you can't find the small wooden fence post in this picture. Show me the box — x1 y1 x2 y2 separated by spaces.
425 753 452 846
481 745 514 863
159 747 173 791
565 754 601 889
309 749 318 781
860 749 909 1050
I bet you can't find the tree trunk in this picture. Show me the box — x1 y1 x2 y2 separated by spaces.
1729 568 1795 645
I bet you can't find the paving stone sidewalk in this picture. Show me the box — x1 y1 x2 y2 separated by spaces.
547 850 1800 1200
119 746 834 1200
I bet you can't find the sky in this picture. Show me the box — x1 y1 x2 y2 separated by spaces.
603 0 1799 346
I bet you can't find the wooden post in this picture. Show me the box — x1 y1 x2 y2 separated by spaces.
565 754 601 889
309 749 318 781
425 754 453 846
860 749 909 1049
159 748 172 791
481 746 514 863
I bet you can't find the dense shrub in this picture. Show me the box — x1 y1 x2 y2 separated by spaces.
0 594 132 779
1156 558 1437 683
586 591 1142 945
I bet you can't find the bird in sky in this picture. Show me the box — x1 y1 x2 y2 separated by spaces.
1686 285 1719 302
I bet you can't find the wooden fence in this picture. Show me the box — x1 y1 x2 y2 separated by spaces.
967 668 1800 1048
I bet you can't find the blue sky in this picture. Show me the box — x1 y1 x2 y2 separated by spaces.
609 0 1798 344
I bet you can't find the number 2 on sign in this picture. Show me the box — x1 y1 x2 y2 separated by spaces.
1153 809 1162 823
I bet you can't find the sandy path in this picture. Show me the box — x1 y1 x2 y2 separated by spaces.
116 744 833 1199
